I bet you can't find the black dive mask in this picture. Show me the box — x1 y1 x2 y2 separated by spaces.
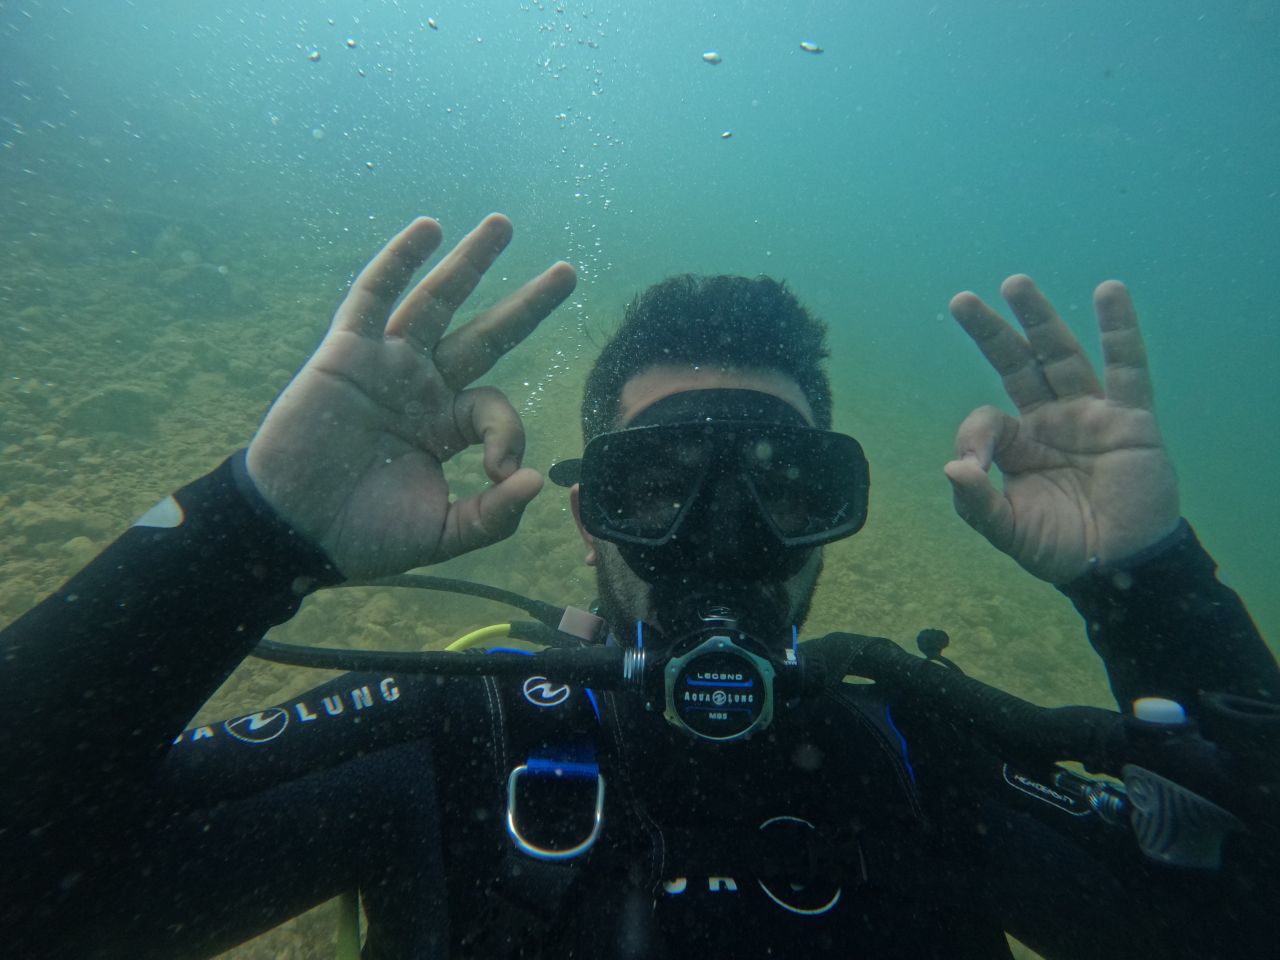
552 389 870 585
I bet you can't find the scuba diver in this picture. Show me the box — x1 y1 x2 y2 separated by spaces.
1 213 1276 959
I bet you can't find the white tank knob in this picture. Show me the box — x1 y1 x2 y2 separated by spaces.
1133 697 1187 725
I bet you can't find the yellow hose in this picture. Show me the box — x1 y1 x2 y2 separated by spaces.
336 891 361 960
444 623 512 651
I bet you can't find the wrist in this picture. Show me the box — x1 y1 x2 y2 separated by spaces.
223 449 343 591
1060 517 1199 605
1084 518 1191 579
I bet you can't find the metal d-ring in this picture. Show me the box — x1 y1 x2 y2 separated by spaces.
506 763 606 861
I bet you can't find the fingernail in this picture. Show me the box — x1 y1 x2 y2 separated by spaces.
501 455 519 475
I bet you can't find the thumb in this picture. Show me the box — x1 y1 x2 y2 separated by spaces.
943 455 1014 553
435 467 545 563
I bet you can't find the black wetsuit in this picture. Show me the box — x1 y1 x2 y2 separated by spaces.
1 453 1276 960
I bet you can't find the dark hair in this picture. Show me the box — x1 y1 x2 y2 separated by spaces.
581 275 832 441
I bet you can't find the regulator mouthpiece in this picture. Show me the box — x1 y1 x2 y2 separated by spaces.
639 601 799 742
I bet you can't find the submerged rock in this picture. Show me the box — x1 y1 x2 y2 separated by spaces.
12 499 91 545
60 535 100 570
64 384 163 438
159 262 234 313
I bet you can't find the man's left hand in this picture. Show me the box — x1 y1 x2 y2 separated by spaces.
945 275 1179 584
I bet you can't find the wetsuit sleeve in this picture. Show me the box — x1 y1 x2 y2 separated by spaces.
897 521 1279 960
0 450 342 826
1058 519 1279 712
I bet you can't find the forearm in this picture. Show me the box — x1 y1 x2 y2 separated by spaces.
0 450 340 824
1059 519 1278 713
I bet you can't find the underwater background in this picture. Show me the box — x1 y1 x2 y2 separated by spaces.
2 1 1276 957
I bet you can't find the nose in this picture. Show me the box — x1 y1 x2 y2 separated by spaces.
683 474 784 580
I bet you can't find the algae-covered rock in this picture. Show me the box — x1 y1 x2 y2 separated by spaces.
12 501 95 543
64 384 163 438
159 262 233 313
227 358 264 387
60 535 100 571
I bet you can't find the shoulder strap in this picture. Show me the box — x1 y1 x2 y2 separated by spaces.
456 666 613 952
495 669 606 860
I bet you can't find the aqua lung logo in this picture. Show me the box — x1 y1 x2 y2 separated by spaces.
174 678 402 747
224 707 289 743
522 676 571 707
682 690 754 705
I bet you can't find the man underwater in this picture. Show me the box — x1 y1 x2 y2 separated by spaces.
1 214 1276 958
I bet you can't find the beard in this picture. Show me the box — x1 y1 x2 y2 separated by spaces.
593 542 824 648
593 543 652 642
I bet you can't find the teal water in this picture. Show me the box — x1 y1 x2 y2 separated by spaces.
4 0 1274 636
2 2 1277 956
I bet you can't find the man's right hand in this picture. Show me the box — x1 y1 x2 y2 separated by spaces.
246 214 577 580
945 276 1179 584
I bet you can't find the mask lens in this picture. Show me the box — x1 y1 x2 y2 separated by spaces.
582 428 708 543
742 429 867 543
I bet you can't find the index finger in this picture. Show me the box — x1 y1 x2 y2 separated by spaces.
949 290 1056 412
331 217 444 337
385 213 515 350
433 260 578 389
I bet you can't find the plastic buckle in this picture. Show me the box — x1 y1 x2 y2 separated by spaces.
506 760 605 861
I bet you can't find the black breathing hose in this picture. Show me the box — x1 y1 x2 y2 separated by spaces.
808 632 1129 769
808 631 1280 830
253 638 625 685
339 575 568 630
249 571 1277 831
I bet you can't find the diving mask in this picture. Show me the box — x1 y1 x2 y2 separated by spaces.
551 389 870 583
